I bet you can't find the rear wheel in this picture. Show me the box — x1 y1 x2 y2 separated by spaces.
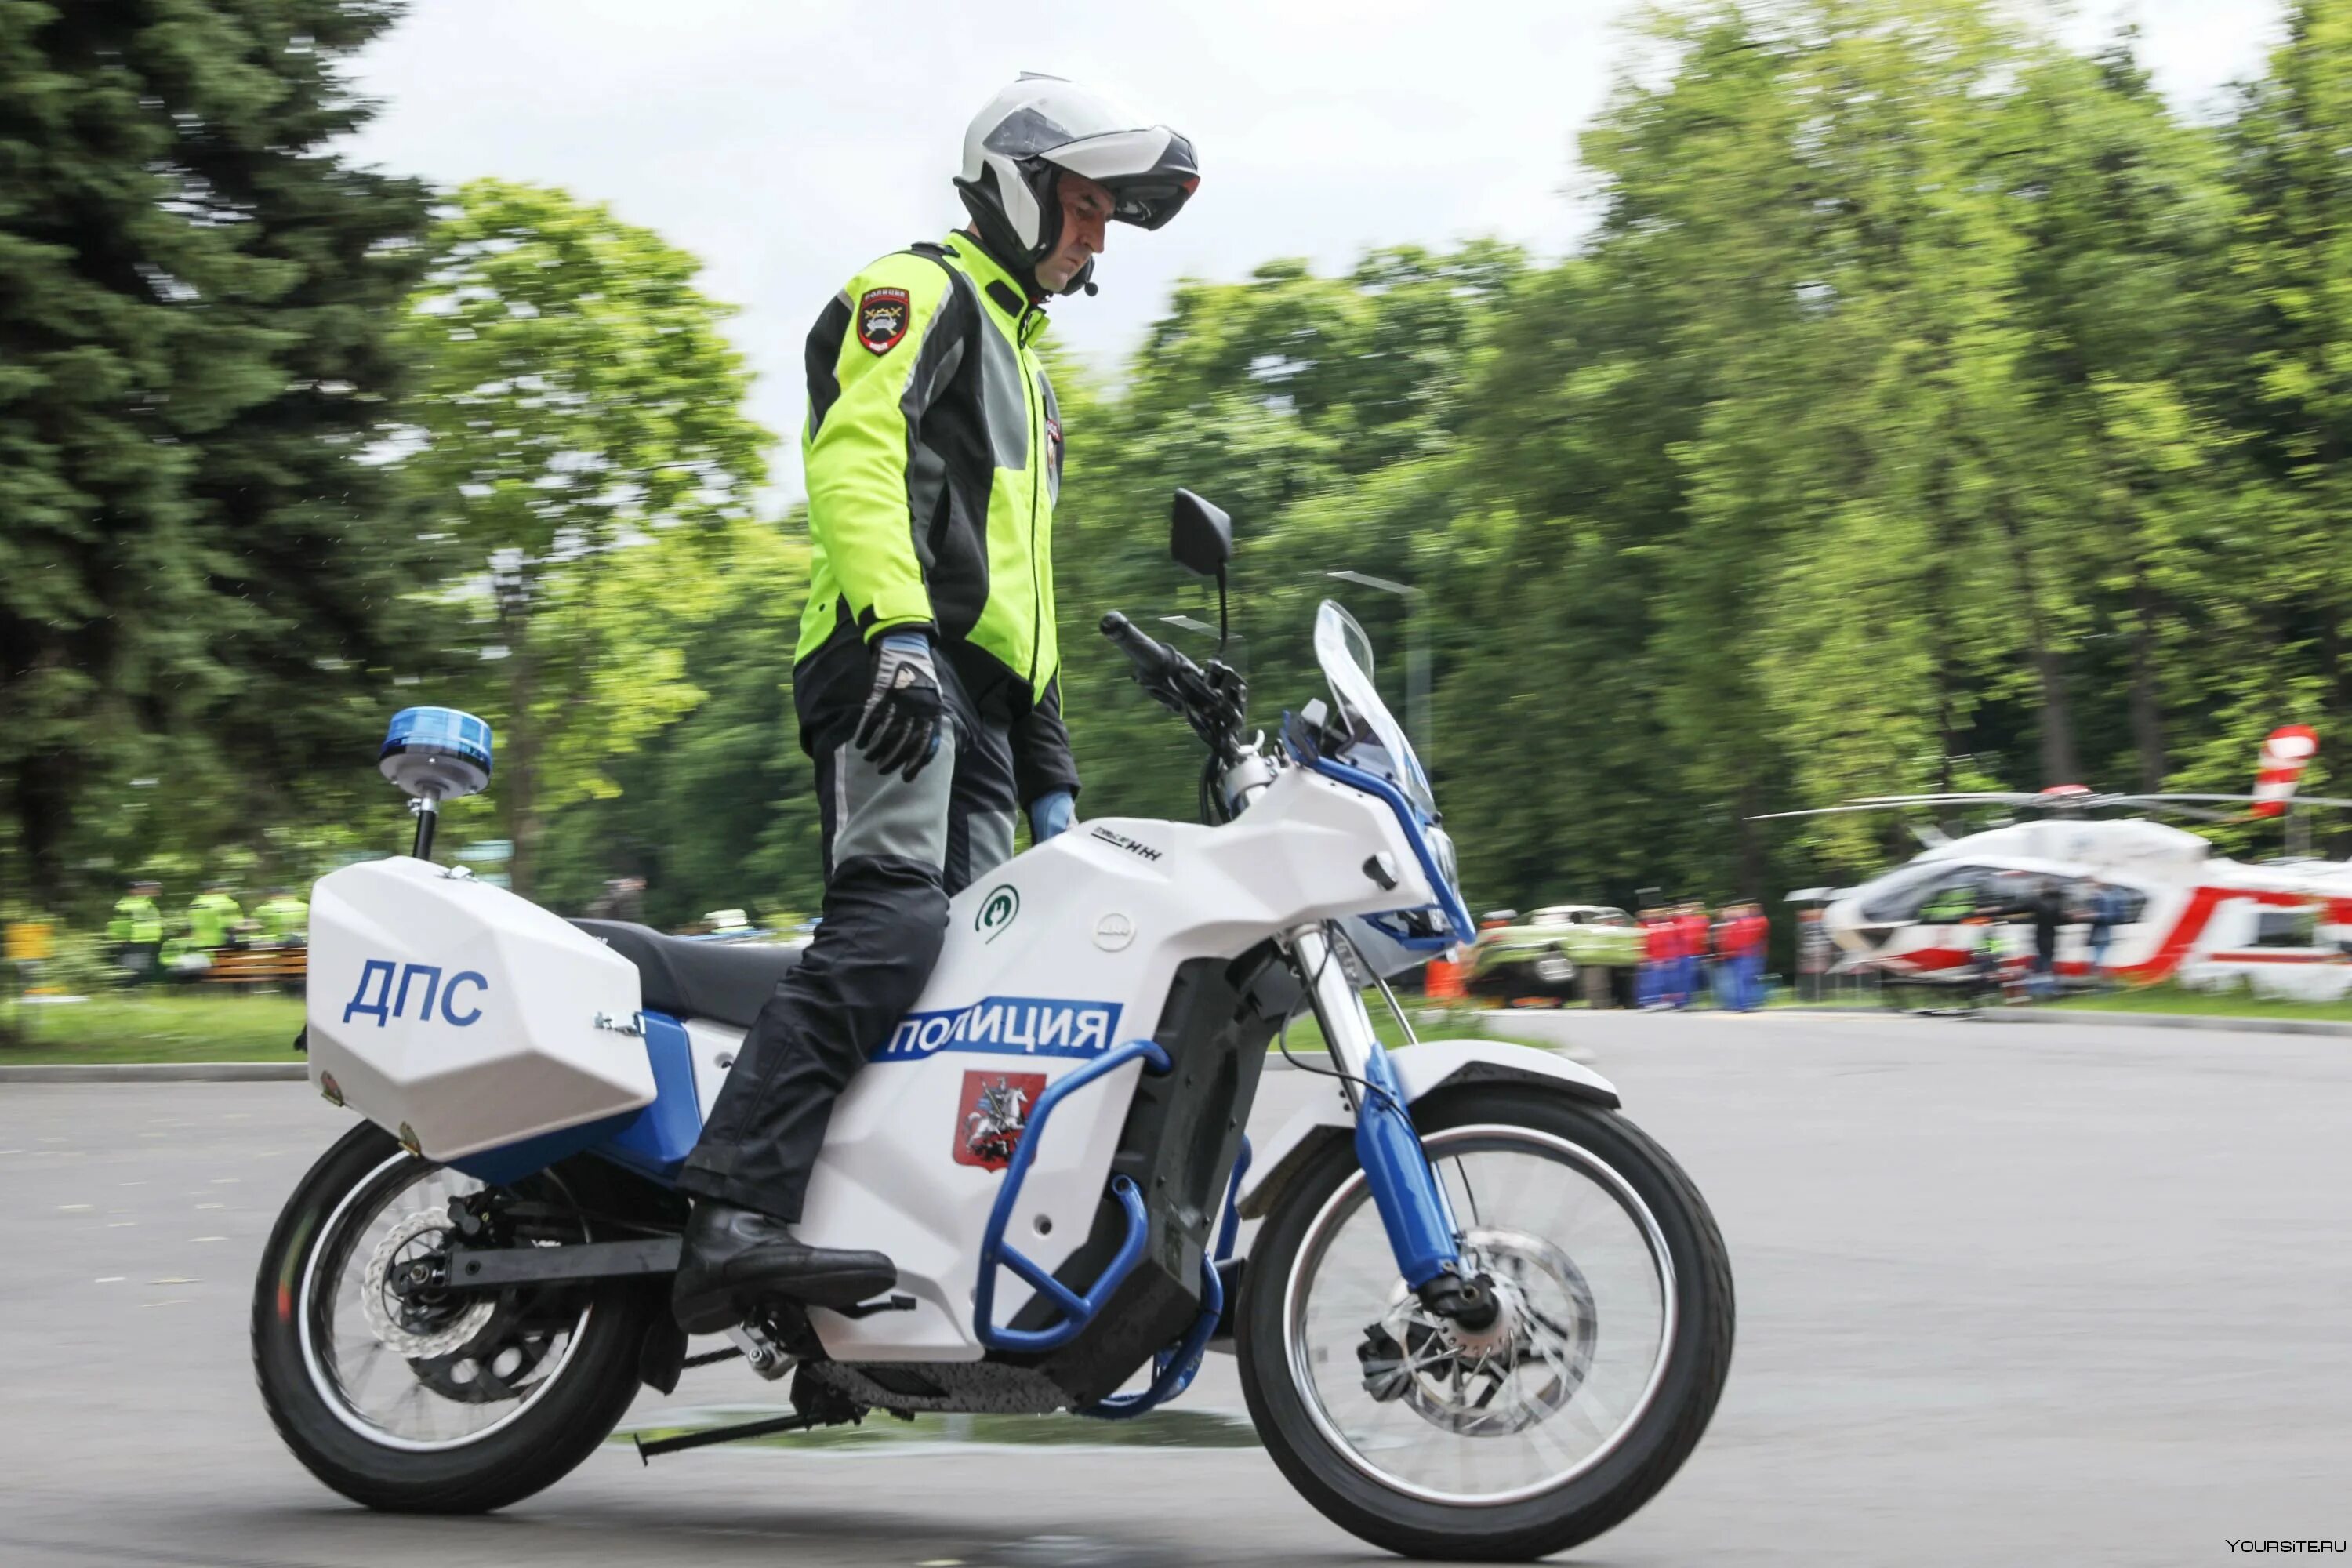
1238 1088 1733 1560
252 1122 655 1512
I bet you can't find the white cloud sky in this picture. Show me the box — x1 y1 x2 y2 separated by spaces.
341 0 2283 497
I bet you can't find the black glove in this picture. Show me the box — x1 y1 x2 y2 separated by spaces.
855 633 946 782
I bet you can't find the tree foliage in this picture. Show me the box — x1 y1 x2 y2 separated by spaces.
397 179 768 894
0 0 432 908
24 0 2352 947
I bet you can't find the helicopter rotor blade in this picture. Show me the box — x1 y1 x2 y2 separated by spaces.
1844 793 2038 806
2118 801 2241 823
2111 793 2352 810
1746 804 1935 821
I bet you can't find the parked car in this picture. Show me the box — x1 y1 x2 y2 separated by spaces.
1465 904 1643 1006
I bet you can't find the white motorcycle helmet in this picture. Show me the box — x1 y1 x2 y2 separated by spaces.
956 73 1200 296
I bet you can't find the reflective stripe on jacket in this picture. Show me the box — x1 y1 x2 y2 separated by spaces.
793 230 1076 804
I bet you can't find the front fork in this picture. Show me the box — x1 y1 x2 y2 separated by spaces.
1290 924 1498 1327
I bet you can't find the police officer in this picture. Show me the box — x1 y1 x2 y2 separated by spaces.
108 880 164 982
186 882 242 954
671 76 1201 1330
254 888 309 944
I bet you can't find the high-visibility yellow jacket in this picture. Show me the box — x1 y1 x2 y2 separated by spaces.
187 892 241 950
255 895 308 940
793 231 1077 804
108 896 162 945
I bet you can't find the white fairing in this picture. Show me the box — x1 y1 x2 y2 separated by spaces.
779 764 1436 1361
307 857 651 1161
318 764 1446 1365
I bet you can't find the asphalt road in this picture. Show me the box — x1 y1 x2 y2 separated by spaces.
4 1011 2347 1566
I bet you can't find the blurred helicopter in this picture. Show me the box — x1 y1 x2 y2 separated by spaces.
1757 728 2352 996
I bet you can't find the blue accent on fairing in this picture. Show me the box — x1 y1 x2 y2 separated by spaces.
1077 1136 1254 1421
973 1038 1172 1353
593 1011 702 1181
1359 909 1454 956
445 1011 700 1188
449 1111 633 1186
1350 1038 1461 1290
1289 742 1468 949
873 997 1124 1063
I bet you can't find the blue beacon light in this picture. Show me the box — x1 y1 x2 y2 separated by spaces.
379 707 493 860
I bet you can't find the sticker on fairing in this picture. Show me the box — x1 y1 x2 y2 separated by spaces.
857 286 911 354
872 997 1123 1062
954 1070 1047 1171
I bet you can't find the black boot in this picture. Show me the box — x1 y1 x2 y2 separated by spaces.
670 1200 897 1334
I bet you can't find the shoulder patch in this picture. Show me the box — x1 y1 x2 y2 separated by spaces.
857 286 912 355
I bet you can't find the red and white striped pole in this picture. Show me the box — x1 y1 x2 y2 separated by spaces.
2252 724 2319 819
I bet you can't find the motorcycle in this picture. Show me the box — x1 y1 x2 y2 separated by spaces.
251 491 1735 1560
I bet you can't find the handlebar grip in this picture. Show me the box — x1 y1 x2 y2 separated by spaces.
1099 611 1178 681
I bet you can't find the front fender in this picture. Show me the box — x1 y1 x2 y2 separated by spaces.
1236 1038 1619 1221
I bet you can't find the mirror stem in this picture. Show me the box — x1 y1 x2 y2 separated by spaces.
1217 567 1230 655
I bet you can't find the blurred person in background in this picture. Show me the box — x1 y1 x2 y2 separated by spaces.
671 75 1200 1329
2029 880 2064 1000
254 887 308 945
1637 906 1668 1008
1676 901 1710 1010
1722 902 1768 1011
107 879 163 983
1796 905 1830 1002
2086 878 2124 986
1708 905 1733 1008
186 881 241 956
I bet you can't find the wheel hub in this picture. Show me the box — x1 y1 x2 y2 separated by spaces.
1358 1226 1599 1437
361 1208 495 1359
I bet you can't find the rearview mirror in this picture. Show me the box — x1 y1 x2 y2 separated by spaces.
1170 489 1232 578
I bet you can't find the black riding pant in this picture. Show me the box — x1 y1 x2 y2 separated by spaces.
678 655 1017 1221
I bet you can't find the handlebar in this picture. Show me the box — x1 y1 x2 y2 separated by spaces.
1099 608 1261 820
1098 612 1181 683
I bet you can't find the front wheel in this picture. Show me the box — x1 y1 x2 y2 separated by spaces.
1237 1087 1734 1560
252 1121 655 1512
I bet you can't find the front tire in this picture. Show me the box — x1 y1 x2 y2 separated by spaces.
1237 1087 1734 1560
252 1122 655 1512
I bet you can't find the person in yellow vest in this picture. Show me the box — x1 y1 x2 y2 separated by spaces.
186 883 243 953
107 880 165 982
254 889 309 945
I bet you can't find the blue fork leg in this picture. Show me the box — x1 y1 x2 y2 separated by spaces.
1351 1037 1461 1289
1289 923 1464 1290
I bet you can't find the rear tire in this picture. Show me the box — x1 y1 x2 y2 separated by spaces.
1237 1088 1734 1560
252 1122 655 1512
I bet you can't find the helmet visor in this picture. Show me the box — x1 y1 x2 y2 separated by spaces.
1048 130 1200 230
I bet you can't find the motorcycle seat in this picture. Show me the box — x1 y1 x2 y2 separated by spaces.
570 920 802 1030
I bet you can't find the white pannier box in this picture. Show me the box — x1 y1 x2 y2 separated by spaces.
306 856 652 1161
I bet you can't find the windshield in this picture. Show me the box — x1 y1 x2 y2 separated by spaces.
1314 600 1437 818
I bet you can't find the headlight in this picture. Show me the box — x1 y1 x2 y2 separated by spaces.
1426 824 1460 895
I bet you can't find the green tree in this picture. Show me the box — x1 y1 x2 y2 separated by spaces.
0 0 433 911
399 180 769 894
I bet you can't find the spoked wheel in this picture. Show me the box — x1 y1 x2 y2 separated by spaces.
1238 1087 1733 1561
252 1122 654 1512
